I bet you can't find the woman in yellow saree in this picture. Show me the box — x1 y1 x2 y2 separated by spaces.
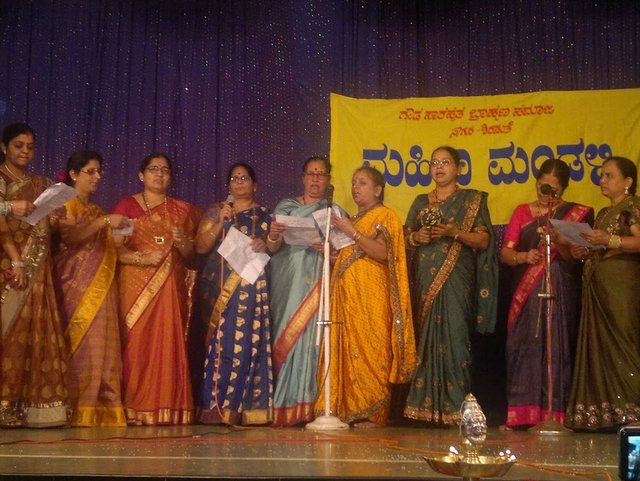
113 153 200 425
54 150 130 426
0 123 67 428
315 166 416 427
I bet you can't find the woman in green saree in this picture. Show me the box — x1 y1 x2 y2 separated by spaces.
565 156 640 431
403 146 498 426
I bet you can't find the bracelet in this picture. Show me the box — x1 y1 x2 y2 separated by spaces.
8 201 13 215
133 251 143 266
608 234 622 249
352 231 362 242
11 260 25 268
453 233 460 242
266 233 280 243
103 215 111 227
408 231 420 247
512 253 519 265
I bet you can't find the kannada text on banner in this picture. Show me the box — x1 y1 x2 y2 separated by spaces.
330 89 640 225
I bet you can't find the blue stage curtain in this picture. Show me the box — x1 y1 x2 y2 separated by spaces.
0 0 638 210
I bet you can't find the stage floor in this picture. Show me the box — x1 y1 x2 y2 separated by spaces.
0 424 619 480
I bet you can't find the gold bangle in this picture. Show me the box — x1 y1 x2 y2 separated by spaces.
453 233 460 242
133 251 143 266
608 234 622 249
512 253 519 265
266 233 280 243
352 231 362 242
103 215 111 227
408 231 420 247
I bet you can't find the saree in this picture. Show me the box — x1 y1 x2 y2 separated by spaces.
53 197 125 427
196 205 273 425
565 196 640 431
270 198 327 426
503 201 592 427
315 205 416 425
403 189 498 425
0 172 68 428
113 196 200 425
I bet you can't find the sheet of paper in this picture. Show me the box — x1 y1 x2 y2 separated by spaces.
312 207 355 250
550 219 602 249
217 226 270 284
23 183 78 225
275 214 322 246
112 219 135 236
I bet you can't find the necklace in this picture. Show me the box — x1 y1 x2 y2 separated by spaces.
142 191 169 245
3 163 26 181
433 185 458 204
351 202 381 222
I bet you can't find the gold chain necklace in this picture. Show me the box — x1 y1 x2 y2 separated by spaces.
3 163 25 181
142 191 169 245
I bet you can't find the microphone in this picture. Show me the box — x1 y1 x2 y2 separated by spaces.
326 184 334 208
223 194 234 220
539 184 558 198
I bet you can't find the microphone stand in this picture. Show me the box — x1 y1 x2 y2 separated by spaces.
306 199 348 431
530 195 570 436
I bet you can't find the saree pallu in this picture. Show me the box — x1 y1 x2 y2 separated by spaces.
0 173 68 428
270 198 325 426
315 205 416 425
113 196 199 425
53 197 125 427
403 189 498 425
504 202 592 427
197 206 273 425
566 196 640 431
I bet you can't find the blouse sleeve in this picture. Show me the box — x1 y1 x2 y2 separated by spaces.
503 204 528 248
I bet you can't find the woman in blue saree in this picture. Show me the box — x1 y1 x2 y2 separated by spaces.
267 156 338 426
194 162 273 425
403 146 498 426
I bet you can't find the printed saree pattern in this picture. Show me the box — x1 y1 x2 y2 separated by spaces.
0 172 67 427
403 189 498 425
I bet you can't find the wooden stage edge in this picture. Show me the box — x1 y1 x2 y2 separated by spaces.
0 424 620 480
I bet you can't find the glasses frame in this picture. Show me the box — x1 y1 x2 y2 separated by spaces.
146 166 171 174
229 175 251 184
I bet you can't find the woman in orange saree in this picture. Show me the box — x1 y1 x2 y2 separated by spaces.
0 123 67 428
113 153 200 425
54 150 130 426
315 166 416 427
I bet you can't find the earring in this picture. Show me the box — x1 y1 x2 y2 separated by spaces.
625 185 630 195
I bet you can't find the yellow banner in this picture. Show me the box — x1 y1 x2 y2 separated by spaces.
330 89 640 225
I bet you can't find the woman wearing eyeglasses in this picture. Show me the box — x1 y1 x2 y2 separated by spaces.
193 162 273 425
0 123 66 428
403 145 498 426
111 153 201 425
53 150 130 426
267 156 345 426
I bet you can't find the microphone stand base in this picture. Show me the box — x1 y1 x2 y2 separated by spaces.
528 418 572 436
306 415 349 431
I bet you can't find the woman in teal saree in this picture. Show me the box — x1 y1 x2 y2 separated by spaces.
403 146 498 426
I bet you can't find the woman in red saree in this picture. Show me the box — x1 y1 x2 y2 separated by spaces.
500 159 592 428
113 153 200 425
0 123 66 428
54 150 130 426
